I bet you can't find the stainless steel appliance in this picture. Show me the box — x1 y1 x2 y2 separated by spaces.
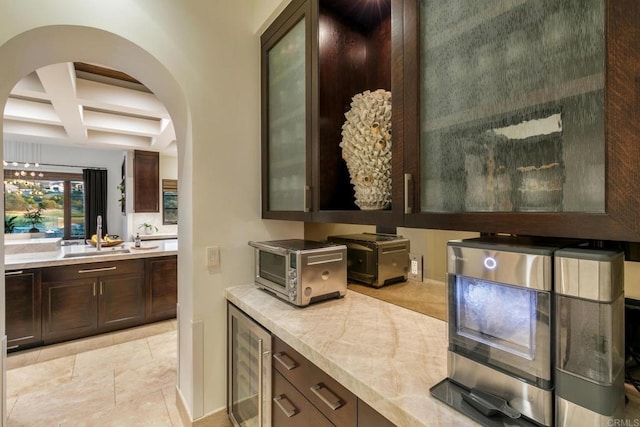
228 303 272 427
327 233 410 287
432 236 576 426
554 248 625 426
248 239 347 307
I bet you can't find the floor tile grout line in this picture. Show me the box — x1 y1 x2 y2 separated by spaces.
113 369 117 407
7 321 178 425
160 387 176 426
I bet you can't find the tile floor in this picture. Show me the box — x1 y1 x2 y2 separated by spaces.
6 320 183 426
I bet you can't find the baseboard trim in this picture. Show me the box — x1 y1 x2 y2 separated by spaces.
175 386 232 427
193 408 232 427
176 385 192 427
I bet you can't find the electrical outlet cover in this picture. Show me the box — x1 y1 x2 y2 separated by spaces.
408 253 423 281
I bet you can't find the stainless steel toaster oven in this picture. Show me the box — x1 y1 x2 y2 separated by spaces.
327 233 409 288
248 239 347 307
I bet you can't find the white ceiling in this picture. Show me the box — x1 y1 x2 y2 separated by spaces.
3 62 176 158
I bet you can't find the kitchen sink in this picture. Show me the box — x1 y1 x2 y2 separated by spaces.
62 248 131 258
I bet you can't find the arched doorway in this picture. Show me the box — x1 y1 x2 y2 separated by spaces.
0 25 191 424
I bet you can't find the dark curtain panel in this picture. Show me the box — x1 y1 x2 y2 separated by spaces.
83 169 108 239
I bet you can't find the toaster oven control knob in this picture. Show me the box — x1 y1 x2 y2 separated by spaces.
288 288 297 301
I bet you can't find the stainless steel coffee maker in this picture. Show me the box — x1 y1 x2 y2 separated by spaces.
554 248 625 426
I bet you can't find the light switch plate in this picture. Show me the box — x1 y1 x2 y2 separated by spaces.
206 246 220 267
408 253 423 281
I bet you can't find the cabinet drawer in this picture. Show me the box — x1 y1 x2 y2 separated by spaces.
358 399 395 427
273 370 333 427
42 259 144 281
273 336 356 426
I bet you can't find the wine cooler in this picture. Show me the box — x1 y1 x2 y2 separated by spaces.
228 303 272 427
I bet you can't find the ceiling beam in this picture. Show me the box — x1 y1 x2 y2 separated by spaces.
4 98 61 125
36 63 87 142
76 79 170 119
151 118 176 151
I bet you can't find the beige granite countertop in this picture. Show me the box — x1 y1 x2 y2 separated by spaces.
227 284 640 426
225 284 473 427
5 239 177 270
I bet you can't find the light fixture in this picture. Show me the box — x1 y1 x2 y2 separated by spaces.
3 142 44 178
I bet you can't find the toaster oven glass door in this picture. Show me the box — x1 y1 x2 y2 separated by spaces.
258 251 290 289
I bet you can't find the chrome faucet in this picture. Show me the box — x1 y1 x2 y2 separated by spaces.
96 215 102 251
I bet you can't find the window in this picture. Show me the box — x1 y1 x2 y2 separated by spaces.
4 171 85 239
162 179 178 225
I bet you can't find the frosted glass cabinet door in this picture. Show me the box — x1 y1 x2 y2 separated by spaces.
419 0 605 213
266 17 308 212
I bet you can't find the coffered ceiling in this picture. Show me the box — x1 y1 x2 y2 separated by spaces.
3 62 176 156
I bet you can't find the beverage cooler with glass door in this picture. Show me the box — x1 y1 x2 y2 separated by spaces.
228 303 272 427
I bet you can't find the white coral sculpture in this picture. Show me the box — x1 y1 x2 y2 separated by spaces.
340 89 392 210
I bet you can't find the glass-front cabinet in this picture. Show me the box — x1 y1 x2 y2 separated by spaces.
402 0 640 241
261 0 398 227
261 0 311 219
420 0 605 214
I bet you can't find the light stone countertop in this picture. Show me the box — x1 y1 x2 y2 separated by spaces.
5 239 177 270
225 284 475 427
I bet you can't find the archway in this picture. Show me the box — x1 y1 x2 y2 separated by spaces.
0 25 192 423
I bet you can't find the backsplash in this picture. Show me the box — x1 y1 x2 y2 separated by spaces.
305 222 640 298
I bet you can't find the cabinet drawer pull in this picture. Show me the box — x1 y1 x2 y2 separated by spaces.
5 271 24 276
273 352 298 371
7 345 19 350
78 266 117 274
310 383 343 410
93 282 96 297
99 281 103 295
273 394 298 417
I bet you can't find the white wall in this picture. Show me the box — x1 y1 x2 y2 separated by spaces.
0 0 301 422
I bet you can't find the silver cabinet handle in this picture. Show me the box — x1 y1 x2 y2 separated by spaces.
93 282 96 297
273 352 298 371
303 185 311 212
404 173 412 214
310 383 343 410
99 281 103 296
7 345 19 350
5 270 24 276
273 395 297 418
78 266 117 274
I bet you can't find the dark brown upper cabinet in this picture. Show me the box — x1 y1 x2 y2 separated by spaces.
399 0 640 242
133 150 159 213
261 0 402 228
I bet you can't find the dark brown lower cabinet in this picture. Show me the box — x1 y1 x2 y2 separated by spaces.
42 277 98 342
272 335 395 426
273 369 333 427
41 260 144 343
145 256 177 322
98 273 145 331
6 269 42 351
357 400 396 427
